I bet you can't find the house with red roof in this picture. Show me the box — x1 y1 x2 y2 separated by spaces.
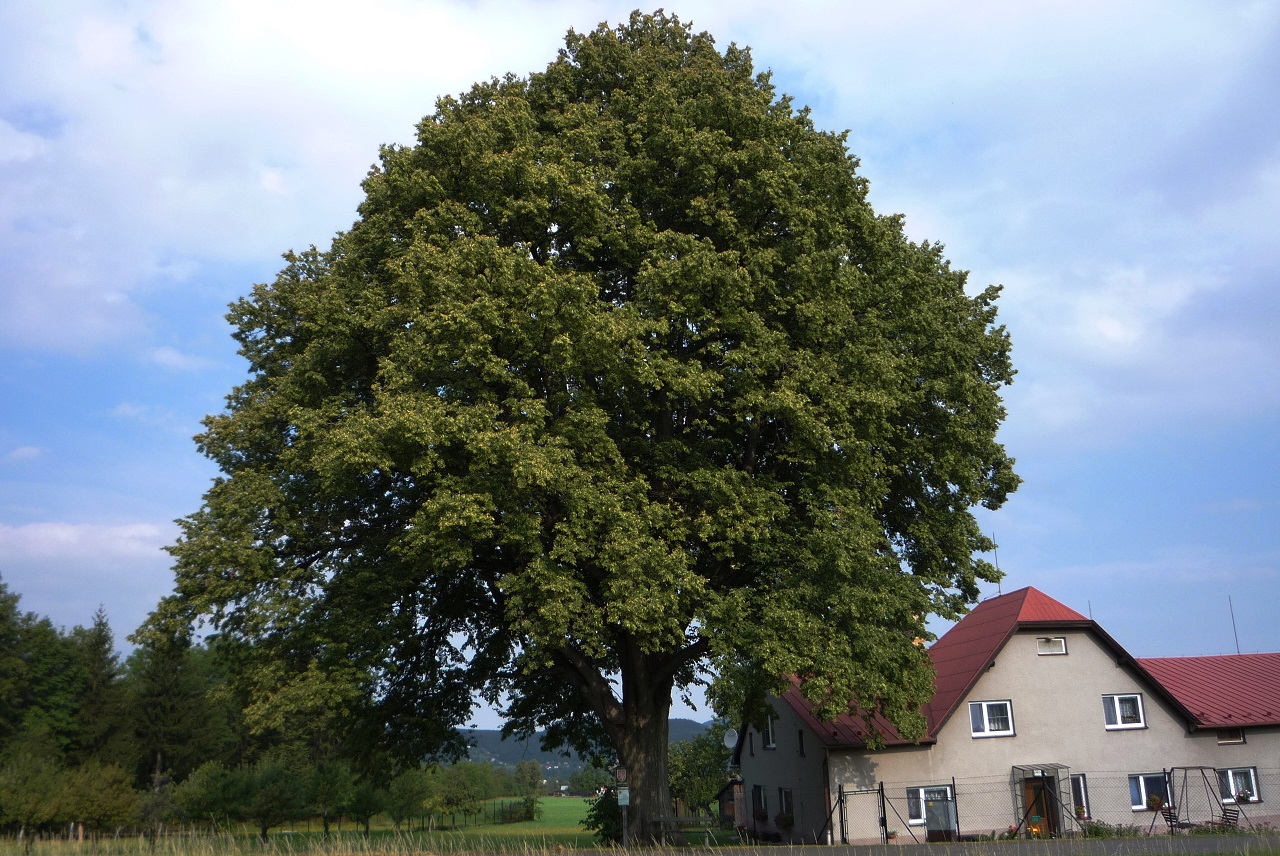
737 587 1280 843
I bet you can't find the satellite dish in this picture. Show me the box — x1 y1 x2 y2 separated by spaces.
723 728 738 750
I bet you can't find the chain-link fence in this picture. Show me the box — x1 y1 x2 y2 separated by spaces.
831 767 1278 844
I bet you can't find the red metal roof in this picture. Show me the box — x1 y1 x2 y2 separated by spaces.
923 587 1092 734
1137 653 1280 729
778 681 918 749
777 587 1109 748
776 587 1280 747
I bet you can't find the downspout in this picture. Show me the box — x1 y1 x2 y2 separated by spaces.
823 749 833 845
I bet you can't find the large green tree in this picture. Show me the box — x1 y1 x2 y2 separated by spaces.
153 11 1017 838
68 609 130 766
125 635 238 782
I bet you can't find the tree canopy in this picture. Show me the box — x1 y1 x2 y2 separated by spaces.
152 11 1018 837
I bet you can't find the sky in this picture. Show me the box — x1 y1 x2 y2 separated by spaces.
1 1 1277 730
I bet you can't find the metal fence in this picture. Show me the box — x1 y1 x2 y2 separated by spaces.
832 767 1279 844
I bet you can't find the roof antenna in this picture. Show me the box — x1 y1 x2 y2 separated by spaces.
1229 596 1241 655
1088 600 1093 620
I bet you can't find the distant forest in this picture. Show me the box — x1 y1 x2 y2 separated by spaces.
0 574 712 838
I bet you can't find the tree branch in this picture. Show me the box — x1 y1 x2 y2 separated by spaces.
551 645 624 729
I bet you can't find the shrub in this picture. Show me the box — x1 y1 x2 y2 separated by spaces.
581 788 622 844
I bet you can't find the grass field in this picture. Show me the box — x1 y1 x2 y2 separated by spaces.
0 797 598 856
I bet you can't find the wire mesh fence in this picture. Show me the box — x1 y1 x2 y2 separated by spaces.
833 767 1278 844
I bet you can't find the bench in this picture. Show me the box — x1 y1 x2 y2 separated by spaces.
652 815 717 845
1208 807 1240 829
1161 806 1196 832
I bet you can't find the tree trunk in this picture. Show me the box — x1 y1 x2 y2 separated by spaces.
617 694 674 843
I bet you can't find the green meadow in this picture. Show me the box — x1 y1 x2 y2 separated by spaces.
0 797 597 856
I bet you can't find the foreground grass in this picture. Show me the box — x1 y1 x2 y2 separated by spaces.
4 801 1277 856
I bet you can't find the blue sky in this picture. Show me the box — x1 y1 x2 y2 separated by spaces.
1 1 1277 728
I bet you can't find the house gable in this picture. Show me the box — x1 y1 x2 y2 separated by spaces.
924 587 1091 735
774 586 1191 744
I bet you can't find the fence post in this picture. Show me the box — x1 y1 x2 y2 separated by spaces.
952 776 960 839
879 781 887 845
838 784 847 844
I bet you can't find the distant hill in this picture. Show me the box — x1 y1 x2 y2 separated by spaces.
464 718 709 773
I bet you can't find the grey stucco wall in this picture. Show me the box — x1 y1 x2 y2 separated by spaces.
739 697 832 843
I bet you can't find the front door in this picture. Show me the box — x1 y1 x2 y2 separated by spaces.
1021 777 1059 837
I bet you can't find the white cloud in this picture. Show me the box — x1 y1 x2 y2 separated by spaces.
3 446 44 463
149 346 216 371
109 402 184 431
0 0 1275 447
0 520 177 636
0 120 48 163
0 521 168 560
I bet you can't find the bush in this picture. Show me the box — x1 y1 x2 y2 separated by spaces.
581 788 622 844
1080 819 1143 838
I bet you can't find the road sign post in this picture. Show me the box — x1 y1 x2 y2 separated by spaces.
617 786 630 846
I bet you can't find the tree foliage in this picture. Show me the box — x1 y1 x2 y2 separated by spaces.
68 610 130 765
385 767 433 830
668 721 731 815
346 778 385 836
175 761 248 827
0 730 63 839
307 758 355 837
125 634 238 782
14 614 83 753
243 758 306 841
0 579 26 747
567 765 613 796
60 761 140 834
152 11 1017 836
581 786 623 844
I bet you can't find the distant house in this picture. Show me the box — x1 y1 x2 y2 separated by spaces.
738 587 1280 843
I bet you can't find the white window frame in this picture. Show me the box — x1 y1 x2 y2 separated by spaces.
1071 774 1090 819
1037 636 1067 655
906 785 952 826
762 715 777 749
1103 693 1146 730
1129 773 1168 810
778 787 794 817
1216 728 1245 745
1218 767 1259 803
969 700 1014 737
